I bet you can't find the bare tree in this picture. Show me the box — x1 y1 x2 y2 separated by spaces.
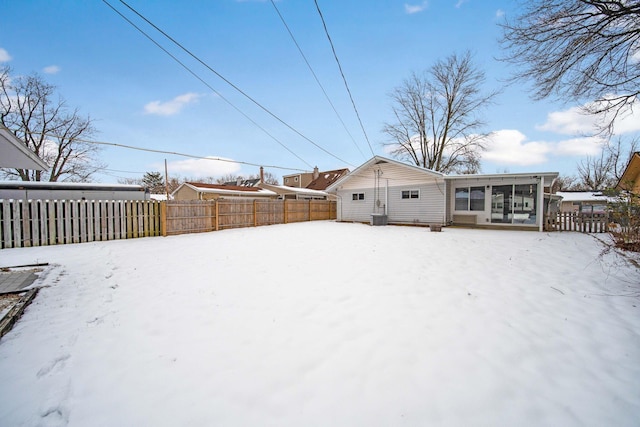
499 0 640 134
577 152 616 190
383 51 497 174
0 66 104 182
575 136 638 189
551 175 579 192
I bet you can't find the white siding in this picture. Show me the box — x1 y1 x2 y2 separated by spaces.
386 182 445 224
331 158 447 224
336 188 377 223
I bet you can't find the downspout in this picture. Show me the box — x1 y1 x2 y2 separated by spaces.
538 176 545 232
442 178 447 226
385 179 388 215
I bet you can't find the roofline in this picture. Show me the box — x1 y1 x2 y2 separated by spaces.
616 151 640 190
0 125 49 171
326 156 444 192
0 181 146 191
173 182 277 197
445 172 559 180
258 182 329 195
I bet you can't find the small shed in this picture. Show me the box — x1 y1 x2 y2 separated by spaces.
0 181 150 201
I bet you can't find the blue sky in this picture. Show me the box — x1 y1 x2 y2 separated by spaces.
1 0 638 183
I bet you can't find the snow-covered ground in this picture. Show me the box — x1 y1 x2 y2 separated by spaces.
0 222 639 426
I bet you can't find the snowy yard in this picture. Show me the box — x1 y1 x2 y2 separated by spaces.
0 221 639 426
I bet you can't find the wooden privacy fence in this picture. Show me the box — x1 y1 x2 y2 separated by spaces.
1 198 337 247
163 199 337 236
1 199 162 248
544 212 609 233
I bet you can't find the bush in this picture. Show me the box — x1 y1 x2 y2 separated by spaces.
607 191 640 252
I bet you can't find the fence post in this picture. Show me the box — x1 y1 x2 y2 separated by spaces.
284 199 288 224
160 201 167 237
308 199 312 221
254 200 258 227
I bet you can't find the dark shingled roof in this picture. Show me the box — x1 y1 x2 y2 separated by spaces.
306 169 349 190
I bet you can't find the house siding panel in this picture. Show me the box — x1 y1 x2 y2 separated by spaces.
336 188 376 223
386 183 445 224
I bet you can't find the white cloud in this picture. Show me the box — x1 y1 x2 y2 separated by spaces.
537 98 640 135
43 65 60 74
455 0 468 8
536 105 598 135
0 48 12 62
144 93 201 116
405 1 428 14
163 157 241 178
496 9 505 18
483 130 553 166
555 137 605 157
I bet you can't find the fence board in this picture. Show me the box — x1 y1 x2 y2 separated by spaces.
544 212 608 233
1 199 333 247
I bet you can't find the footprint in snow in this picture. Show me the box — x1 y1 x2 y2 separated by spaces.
36 354 71 378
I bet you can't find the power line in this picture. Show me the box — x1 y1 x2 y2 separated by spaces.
269 0 366 161
114 0 354 167
34 132 309 172
101 0 313 169
313 0 375 157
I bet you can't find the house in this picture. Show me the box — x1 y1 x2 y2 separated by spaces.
306 168 349 190
326 156 559 231
0 125 48 171
0 181 150 201
171 182 277 200
282 167 349 189
282 171 315 188
326 156 446 226
617 152 640 194
556 191 611 214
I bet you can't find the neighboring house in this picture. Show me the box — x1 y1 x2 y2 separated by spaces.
172 182 277 200
282 167 349 189
283 171 315 188
0 125 48 171
257 183 330 200
556 191 611 214
326 156 559 231
306 168 349 190
617 152 640 194
0 181 149 201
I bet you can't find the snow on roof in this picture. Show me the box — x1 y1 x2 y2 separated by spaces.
183 182 277 196
260 183 329 196
0 181 145 191
556 191 611 203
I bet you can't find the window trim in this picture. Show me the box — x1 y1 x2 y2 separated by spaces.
401 189 420 199
352 193 365 201
455 186 486 211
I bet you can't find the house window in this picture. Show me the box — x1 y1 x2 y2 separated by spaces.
284 178 289 184
294 177 298 182
352 193 365 201
401 190 419 199
455 186 485 211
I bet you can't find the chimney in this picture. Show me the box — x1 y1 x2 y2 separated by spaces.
313 166 320 180
260 166 264 184
236 177 242 186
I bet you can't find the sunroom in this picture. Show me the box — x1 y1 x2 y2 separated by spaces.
445 172 559 231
